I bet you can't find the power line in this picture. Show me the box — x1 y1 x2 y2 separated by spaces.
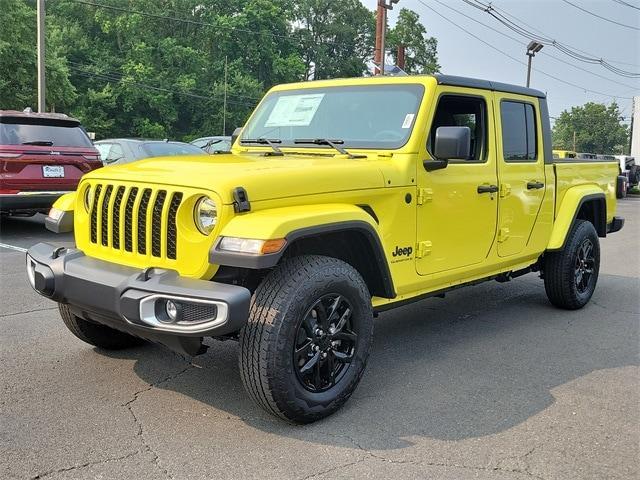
611 0 640 11
417 0 634 100
70 0 344 49
66 60 264 102
434 0 638 91
562 0 640 30
462 0 640 77
68 64 258 107
488 1 640 67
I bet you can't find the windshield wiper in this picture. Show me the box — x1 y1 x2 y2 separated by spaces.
22 140 53 146
240 137 283 156
293 138 365 159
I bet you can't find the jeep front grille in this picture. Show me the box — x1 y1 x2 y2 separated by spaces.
87 183 183 261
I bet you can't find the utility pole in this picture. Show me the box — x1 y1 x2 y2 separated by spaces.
397 44 406 70
37 0 46 112
222 55 228 135
374 3 383 73
375 0 399 75
573 131 577 152
525 41 543 88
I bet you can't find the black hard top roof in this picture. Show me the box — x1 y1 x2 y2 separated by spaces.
433 74 547 99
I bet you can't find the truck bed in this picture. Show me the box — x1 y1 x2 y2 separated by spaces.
553 160 618 224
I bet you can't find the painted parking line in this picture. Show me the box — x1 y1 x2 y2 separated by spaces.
0 243 28 253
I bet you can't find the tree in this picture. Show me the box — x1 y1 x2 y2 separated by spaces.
0 0 76 111
293 0 376 80
387 8 439 74
552 102 630 154
1 0 438 140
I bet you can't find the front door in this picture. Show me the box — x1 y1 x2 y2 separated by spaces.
416 90 498 275
494 95 546 257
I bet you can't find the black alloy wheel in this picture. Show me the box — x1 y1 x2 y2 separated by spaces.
574 238 595 295
294 294 357 392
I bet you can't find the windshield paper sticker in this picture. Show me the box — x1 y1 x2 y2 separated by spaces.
401 113 415 129
265 94 325 127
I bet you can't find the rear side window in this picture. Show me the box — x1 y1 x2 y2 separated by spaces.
0 120 93 147
500 101 537 162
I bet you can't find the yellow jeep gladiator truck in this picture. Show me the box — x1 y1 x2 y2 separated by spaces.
27 75 623 423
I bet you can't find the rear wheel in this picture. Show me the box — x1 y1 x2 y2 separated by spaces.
239 255 373 423
59 303 146 349
543 220 600 310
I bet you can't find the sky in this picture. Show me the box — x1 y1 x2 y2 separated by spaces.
361 0 640 123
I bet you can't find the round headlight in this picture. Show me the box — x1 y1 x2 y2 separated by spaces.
194 196 217 235
83 185 94 211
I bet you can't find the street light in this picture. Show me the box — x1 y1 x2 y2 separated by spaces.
526 41 544 88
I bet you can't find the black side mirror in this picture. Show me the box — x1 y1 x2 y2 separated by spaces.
231 127 242 147
424 126 471 172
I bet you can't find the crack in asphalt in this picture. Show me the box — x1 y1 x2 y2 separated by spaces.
121 362 194 480
0 307 57 319
29 450 142 479
307 430 546 480
590 298 639 315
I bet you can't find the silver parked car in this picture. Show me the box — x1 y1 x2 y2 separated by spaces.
95 138 207 165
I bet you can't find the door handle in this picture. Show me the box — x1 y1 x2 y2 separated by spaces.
527 181 544 190
477 184 499 194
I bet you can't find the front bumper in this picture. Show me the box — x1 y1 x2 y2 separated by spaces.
26 243 251 355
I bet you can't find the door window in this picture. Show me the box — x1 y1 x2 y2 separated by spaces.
500 101 537 162
428 95 487 162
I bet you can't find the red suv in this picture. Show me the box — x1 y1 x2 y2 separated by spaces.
0 110 102 215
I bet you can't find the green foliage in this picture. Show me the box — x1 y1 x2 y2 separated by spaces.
0 0 76 111
387 8 439 74
293 0 376 80
552 102 630 155
1 0 437 140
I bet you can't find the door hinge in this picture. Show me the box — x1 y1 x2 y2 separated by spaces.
498 227 510 243
416 188 433 205
416 240 432 258
499 183 511 198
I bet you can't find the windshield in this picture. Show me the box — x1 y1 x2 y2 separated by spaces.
141 142 207 157
241 84 425 150
0 119 93 147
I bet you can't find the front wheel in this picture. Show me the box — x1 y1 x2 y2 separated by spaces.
239 255 373 424
543 220 600 310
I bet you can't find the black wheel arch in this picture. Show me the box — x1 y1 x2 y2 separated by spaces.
551 193 607 252
210 221 396 299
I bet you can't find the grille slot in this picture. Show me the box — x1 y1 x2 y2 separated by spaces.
100 185 113 246
167 192 182 260
112 187 125 249
90 184 102 243
88 183 184 263
151 190 167 257
137 189 152 255
124 187 138 252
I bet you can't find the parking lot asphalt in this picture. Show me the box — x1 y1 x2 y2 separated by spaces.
1 199 638 480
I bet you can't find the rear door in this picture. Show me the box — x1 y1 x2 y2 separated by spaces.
494 95 546 257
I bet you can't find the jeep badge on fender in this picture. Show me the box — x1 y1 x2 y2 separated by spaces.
28 74 624 424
